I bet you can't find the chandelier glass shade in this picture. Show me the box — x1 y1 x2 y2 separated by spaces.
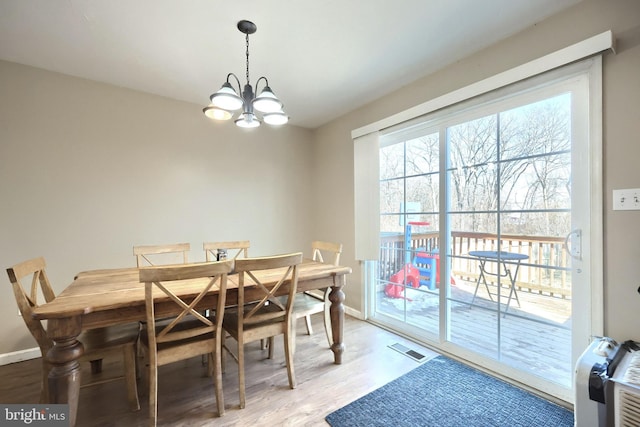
203 20 288 128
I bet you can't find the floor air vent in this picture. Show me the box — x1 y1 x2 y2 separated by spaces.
389 342 428 363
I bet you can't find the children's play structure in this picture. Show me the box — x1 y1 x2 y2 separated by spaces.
384 221 454 299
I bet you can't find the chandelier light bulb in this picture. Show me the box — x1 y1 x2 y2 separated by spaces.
253 86 283 113
209 82 243 111
235 112 261 128
263 110 289 126
203 105 233 120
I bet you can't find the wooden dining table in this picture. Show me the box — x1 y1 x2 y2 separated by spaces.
32 258 351 427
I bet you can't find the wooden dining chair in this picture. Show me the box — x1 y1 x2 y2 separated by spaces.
133 242 192 355
203 240 250 343
291 241 342 347
203 240 250 262
139 259 233 426
222 252 303 409
6 257 140 411
133 242 190 267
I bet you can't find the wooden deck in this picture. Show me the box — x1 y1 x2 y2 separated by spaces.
376 277 572 388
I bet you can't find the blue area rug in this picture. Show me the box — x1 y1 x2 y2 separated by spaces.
325 356 573 427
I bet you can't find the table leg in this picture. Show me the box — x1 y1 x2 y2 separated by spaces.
46 317 84 427
328 274 345 364
504 262 522 312
471 259 493 304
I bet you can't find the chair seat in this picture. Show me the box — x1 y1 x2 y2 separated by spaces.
280 293 325 317
285 290 331 345
140 315 219 344
223 304 286 341
140 316 218 344
140 329 216 367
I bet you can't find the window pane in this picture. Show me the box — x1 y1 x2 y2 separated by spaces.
380 178 404 216
448 115 497 169
500 93 571 161
448 162 498 214
500 211 570 240
380 143 404 179
406 133 439 176
406 174 439 213
500 154 571 212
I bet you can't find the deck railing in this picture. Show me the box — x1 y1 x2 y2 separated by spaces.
379 231 571 298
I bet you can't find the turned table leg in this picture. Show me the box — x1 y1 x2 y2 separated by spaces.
328 274 345 364
46 317 84 427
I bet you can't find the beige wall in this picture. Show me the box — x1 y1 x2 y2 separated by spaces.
0 61 315 354
313 0 640 340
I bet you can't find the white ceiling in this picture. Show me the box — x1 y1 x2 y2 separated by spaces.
0 0 582 129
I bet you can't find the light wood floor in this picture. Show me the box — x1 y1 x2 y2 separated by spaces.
0 316 438 426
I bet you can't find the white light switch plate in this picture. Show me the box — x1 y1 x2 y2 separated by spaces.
613 188 640 210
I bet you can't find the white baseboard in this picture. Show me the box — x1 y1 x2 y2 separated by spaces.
0 347 41 366
344 305 363 320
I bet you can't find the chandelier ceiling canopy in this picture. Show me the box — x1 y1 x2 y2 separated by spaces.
203 20 288 128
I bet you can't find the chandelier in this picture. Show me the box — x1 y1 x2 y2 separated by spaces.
203 20 288 128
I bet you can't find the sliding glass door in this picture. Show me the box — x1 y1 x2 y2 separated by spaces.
368 59 601 402
377 131 441 337
444 91 574 391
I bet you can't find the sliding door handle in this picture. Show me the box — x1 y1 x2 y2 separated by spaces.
564 229 582 261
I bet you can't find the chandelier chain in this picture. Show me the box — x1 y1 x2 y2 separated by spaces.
245 33 250 86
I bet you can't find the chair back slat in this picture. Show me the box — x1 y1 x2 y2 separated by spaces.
133 243 190 267
243 267 290 321
312 241 343 266
235 253 302 326
6 257 55 354
203 240 250 261
151 278 215 341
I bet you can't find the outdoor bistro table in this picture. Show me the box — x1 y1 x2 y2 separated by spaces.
468 250 529 313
